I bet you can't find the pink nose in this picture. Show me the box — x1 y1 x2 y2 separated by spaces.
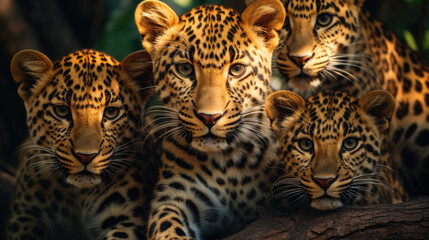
289 55 312 67
198 113 223 128
75 152 98 165
313 177 336 190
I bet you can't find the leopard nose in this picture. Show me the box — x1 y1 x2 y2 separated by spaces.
289 54 312 67
197 112 223 128
75 152 98 165
313 177 336 190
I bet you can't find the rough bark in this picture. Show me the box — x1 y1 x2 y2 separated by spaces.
225 197 429 240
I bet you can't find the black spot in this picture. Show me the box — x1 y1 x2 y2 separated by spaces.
414 101 423 115
186 199 200 223
401 147 418 170
38 179 51 190
175 227 186 236
416 129 429 147
112 232 129 238
160 221 172 232
97 192 126 213
405 124 417 140
18 216 32 222
169 182 186 190
246 188 256 200
34 191 46 203
162 170 174 179
127 187 140 201
101 215 129 229
133 206 145 218
192 187 213 207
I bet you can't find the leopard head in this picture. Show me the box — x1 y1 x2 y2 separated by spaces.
135 0 285 152
11 49 153 188
266 89 395 210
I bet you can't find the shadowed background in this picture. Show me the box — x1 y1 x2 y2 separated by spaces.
0 0 428 235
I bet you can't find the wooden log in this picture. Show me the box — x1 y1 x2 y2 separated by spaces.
225 197 429 240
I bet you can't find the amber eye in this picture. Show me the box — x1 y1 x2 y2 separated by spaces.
229 64 246 77
104 107 120 120
176 63 194 77
53 105 70 119
298 138 314 152
316 13 333 27
342 137 359 151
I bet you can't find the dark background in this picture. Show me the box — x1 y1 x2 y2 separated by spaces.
0 0 428 235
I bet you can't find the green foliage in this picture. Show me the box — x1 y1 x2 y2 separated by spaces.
388 0 429 60
96 0 142 60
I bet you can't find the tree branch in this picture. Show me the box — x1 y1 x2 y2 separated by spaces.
225 197 429 240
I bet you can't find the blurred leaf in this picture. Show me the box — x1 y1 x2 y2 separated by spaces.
403 30 418 51
96 0 141 60
174 0 193 8
424 30 429 51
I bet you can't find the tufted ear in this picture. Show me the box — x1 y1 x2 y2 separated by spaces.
347 0 366 9
244 0 285 6
10 49 53 103
358 90 395 134
265 90 305 136
134 0 179 54
121 50 154 103
241 0 286 51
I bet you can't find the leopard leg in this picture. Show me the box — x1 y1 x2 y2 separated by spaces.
6 209 47 240
147 204 196 240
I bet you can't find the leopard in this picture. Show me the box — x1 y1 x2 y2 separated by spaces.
134 0 285 239
245 0 429 196
7 49 156 240
265 90 408 211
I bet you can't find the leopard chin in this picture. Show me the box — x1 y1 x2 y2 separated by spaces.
288 75 321 91
311 197 343 211
66 173 102 188
190 136 231 153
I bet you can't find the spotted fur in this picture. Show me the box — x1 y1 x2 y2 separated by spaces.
134 0 285 239
7 49 156 239
245 0 429 195
266 90 407 211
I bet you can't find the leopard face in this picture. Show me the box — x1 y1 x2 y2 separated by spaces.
266 90 405 210
274 0 368 94
11 49 153 188
135 0 285 153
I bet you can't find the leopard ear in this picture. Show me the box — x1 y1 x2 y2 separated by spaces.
359 90 396 133
241 0 286 51
121 50 154 103
10 49 53 103
347 0 366 9
265 90 305 135
244 0 285 6
134 0 179 54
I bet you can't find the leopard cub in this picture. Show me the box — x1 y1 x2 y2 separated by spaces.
7 49 156 239
266 90 407 211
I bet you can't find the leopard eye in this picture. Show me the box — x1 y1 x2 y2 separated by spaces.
104 107 120 120
176 63 194 77
298 138 314 152
53 105 70 119
229 64 246 77
316 13 333 27
342 137 359 151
